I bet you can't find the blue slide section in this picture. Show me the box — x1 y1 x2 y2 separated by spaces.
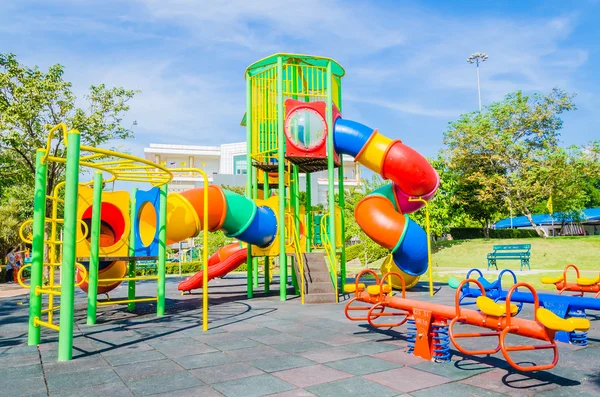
332 118 373 157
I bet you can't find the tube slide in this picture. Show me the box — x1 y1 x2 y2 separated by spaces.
178 243 248 292
333 118 439 277
166 185 277 289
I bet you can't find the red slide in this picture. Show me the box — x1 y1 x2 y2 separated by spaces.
177 243 247 292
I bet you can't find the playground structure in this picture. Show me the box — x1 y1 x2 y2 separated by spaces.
541 264 600 297
19 53 439 361
345 269 591 372
452 267 599 346
241 53 438 303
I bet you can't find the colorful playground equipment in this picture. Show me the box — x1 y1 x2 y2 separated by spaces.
451 267 600 346
345 269 591 372
178 243 248 292
242 54 438 302
541 264 600 297
20 53 439 361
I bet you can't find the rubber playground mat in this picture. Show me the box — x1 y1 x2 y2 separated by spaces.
1 275 599 396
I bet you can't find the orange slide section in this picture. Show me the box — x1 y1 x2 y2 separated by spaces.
177 243 247 292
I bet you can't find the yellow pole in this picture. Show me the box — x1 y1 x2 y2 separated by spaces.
408 197 434 296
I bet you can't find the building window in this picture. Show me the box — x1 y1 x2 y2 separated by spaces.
233 154 247 175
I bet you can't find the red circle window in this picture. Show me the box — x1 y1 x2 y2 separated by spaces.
285 108 327 151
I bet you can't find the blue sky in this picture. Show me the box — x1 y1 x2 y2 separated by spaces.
2 0 599 158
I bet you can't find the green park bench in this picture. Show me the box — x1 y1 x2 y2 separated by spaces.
487 244 531 271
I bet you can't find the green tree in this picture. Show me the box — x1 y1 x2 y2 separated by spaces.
220 184 245 196
411 157 466 239
0 184 34 258
444 89 579 237
0 53 138 209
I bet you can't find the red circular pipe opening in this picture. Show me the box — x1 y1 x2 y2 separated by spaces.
81 202 126 248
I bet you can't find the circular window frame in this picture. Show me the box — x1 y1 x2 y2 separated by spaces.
284 107 328 152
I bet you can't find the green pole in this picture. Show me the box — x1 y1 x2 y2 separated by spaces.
128 188 138 311
86 171 103 325
252 167 259 289
337 76 346 289
28 150 47 346
292 166 300 294
325 61 337 294
305 173 312 252
338 159 346 291
58 131 80 361
157 184 167 316
277 56 287 301
245 72 254 299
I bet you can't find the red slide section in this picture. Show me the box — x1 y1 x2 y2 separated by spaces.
177 244 247 292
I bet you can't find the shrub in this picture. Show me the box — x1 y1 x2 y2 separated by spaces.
345 243 365 262
449 227 539 240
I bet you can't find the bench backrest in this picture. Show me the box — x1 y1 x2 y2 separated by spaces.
492 244 531 252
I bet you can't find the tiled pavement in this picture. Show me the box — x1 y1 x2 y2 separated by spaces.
1 275 599 396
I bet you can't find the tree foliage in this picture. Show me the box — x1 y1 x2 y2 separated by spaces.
443 89 595 237
0 53 138 206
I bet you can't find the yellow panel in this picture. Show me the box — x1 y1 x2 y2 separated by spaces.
76 187 130 258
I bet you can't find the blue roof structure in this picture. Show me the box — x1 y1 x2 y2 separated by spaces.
494 208 600 229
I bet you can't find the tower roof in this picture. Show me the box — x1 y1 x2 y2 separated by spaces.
245 53 345 78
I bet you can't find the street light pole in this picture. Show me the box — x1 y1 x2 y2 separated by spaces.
467 52 488 112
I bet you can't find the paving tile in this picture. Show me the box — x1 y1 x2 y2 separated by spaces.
272 364 353 388
306 376 398 397
46 367 120 392
363 367 450 393
0 352 40 368
151 340 218 357
410 382 506 397
148 385 225 396
0 345 39 355
191 362 265 384
340 341 400 355
112 358 183 381
127 370 205 396
325 356 400 376
411 357 493 380
51 380 134 397
370 350 425 366
103 349 167 367
250 355 316 373
271 340 329 354
265 390 316 397
249 333 304 346
225 345 287 362
0 372 46 396
0 363 43 380
44 356 111 375
212 374 295 397
299 347 362 363
310 334 370 347
460 368 562 396
205 337 261 351
175 351 235 369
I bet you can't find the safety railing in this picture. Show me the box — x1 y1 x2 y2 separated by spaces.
320 213 339 303
285 212 305 304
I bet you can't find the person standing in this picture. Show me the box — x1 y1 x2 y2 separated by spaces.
14 252 22 282
5 251 15 284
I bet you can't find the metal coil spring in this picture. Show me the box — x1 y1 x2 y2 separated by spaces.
432 323 451 363
568 309 588 346
407 318 416 354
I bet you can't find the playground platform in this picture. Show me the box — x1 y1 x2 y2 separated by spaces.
1 276 598 397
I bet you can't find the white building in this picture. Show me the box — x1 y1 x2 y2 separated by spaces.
143 143 362 205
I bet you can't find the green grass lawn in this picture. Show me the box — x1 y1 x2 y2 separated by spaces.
425 235 600 290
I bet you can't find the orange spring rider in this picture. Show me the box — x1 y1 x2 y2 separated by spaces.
541 264 600 298
344 269 591 372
